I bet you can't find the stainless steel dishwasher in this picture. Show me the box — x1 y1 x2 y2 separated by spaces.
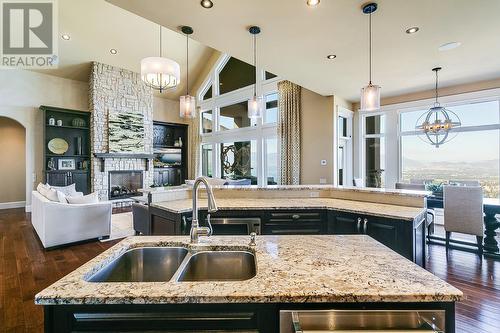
280 309 446 332
209 217 261 235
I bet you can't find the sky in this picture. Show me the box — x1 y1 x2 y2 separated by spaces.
401 100 500 163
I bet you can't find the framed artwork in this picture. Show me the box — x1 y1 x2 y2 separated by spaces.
108 111 145 152
58 158 76 170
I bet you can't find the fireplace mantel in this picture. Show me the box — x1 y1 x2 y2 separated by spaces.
93 153 154 172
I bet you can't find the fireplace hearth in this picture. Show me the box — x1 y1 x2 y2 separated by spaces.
108 171 143 200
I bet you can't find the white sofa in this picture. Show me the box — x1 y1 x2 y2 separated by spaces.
31 191 112 248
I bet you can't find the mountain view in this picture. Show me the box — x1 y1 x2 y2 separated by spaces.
402 158 500 198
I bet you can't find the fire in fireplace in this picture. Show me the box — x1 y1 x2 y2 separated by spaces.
108 171 144 200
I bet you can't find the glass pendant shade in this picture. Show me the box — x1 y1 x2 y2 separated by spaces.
180 95 196 119
140 56 180 92
248 95 264 119
360 83 381 111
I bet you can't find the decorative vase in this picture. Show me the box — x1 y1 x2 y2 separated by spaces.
48 117 55 126
56 119 63 126
75 137 83 155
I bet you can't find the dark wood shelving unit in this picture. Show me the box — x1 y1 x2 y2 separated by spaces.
40 106 91 194
153 121 188 187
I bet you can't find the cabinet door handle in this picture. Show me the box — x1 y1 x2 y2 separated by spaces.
363 218 368 234
357 217 362 233
292 214 300 220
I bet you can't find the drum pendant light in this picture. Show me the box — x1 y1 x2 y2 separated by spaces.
141 25 180 92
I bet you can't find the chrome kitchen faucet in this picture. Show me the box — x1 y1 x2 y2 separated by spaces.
190 177 218 243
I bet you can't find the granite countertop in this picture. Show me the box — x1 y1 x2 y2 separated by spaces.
151 198 426 221
142 184 429 198
35 235 462 305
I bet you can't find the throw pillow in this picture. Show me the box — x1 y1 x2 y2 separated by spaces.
66 192 99 204
56 190 68 203
44 188 59 202
50 183 78 196
36 183 50 196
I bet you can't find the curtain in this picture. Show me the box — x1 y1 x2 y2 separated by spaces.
188 110 201 179
278 80 301 185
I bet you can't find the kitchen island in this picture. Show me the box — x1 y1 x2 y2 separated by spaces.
147 195 428 267
36 235 462 332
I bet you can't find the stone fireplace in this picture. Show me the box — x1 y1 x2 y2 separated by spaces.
108 170 143 200
89 62 154 202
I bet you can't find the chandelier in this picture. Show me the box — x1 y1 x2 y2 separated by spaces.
415 67 461 148
141 25 180 93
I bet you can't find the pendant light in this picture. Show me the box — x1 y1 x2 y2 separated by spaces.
415 67 461 148
247 26 264 119
141 25 180 93
360 3 381 111
179 26 196 119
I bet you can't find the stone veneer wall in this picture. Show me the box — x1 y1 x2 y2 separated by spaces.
89 62 154 201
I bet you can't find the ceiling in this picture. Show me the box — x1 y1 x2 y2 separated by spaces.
107 0 500 102
33 0 216 99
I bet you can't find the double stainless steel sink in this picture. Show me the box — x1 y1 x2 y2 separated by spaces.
87 247 256 283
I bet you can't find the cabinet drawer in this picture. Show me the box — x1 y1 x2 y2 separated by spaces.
265 211 324 223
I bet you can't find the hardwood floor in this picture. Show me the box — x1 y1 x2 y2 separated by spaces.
1 207 499 333
0 208 119 332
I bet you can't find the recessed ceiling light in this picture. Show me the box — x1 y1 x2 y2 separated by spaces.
439 41 461 51
307 0 320 6
200 0 213 8
110 49 117 55
61 34 71 40
405 27 419 34
326 54 336 59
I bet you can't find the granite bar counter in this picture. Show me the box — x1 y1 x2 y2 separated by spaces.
36 235 461 304
151 197 426 221
36 235 461 332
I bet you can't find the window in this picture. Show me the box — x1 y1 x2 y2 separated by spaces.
202 86 212 100
219 57 255 94
201 110 213 133
400 100 500 198
219 102 252 130
338 116 347 138
197 54 280 186
265 138 279 185
201 144 213 177
265 93 278 124
265 71 277 80
220 140 257 184
363 114 386 188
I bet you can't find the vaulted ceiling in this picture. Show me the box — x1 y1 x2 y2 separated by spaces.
33 0 216 99
107 0 500 102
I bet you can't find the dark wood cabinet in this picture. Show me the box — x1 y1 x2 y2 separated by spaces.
147 208 425 267
153 121 188 187
328 211 425 266
45 170 89 193
40 106 91 194
153 168 182 187
327 211 361 234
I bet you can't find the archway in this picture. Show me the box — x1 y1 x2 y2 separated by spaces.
0 117 26 208
0 107 37 211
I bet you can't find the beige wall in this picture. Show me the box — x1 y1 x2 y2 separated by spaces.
153 97 188 124
0 70 88 209
0 117 26 203
352 77 500 110
300 88 334 184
